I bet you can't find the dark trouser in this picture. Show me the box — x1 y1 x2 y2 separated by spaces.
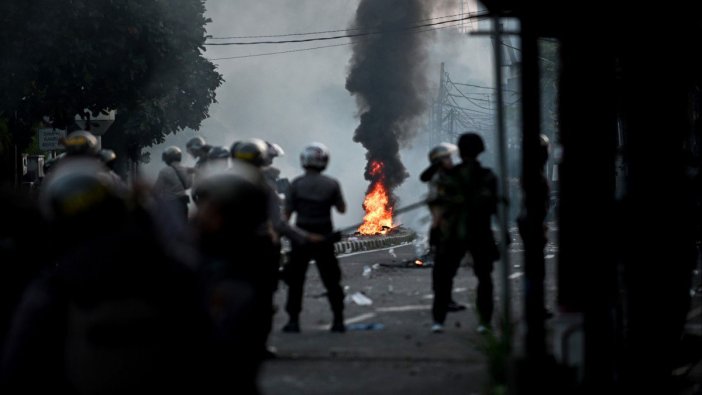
471 247 495 326
432 241 494 325
205 236 279 395
285 225 344 321
250 237 280 355
432 242 463 324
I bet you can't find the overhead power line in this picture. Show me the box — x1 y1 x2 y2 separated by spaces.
448 93 490 103
208 12 480 40
208 23 461 61
445 101 493 116
451 81 518 93
499 40 554 64
205 12 490 46
447 77 495 111
209 42 352 61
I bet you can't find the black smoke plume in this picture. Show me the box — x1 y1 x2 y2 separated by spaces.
346 0 433 196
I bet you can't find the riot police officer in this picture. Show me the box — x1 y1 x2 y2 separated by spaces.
206 146 231 169
186 136 211 169
282 143 346 333
98 149 128 194
3 159 210 394
191 162 272 394
420 142 458 245
432 133 499 334
62 130 100 157
420 143 466 319
262 141 290 197
230 138 325 361
153 146 191 221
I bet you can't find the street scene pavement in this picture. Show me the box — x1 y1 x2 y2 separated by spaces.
262 243 488 395
259 224 562 395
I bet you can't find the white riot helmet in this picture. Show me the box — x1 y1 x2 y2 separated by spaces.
162 146 183 164
300 142 329 171
428 142 457 165
186 136 208 157
264 141 284 166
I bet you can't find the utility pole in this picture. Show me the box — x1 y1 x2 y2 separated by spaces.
491 19 512 349
433 62 446 148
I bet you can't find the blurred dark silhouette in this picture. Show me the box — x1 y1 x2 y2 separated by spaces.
1 158 213 394
0 188 48 357
192 160 275 395
479 2 701 393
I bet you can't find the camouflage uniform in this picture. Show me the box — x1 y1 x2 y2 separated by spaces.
433 158 499 327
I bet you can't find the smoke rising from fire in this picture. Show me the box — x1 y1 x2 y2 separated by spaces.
345 0 434 194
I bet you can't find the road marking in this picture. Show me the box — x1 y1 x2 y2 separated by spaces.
376 305 432 313
345 312 377 324
509 272 524 280
312 312 378 330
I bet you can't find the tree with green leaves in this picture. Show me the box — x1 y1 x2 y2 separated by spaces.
0 0 222 183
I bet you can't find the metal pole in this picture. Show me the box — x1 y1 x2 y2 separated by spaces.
492 18 512 346
436 63 446 146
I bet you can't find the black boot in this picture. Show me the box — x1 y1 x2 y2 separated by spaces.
282 318 300 333
447 300 467 312
330 315 345 333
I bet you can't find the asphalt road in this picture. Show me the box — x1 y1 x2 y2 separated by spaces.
260 243 490 395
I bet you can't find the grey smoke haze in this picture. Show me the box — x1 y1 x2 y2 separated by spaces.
346 0 433 195
140 0 495 229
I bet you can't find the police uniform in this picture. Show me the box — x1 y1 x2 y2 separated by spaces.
153 163 191 220
284 171 345 329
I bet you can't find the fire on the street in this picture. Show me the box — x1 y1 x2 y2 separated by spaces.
358 161 393 235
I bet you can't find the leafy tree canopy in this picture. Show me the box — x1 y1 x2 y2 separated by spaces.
0 0 222 151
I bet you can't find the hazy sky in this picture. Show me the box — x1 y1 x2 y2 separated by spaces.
143 0 495 229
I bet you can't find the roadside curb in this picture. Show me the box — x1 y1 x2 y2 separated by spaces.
334 230 416 255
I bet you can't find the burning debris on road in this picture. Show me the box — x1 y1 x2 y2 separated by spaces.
357 161 394 235
346 0 433 237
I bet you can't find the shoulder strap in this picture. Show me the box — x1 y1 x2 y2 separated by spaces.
170 165 188 189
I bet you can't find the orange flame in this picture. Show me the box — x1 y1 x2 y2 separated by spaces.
358 161 393 235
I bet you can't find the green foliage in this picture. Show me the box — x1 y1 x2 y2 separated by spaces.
0 0 222 150
25 134 42 156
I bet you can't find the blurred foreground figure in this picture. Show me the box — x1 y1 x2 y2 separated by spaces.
1 158 212 394
517 135 552 323
282 143 347 333
206 145 231 169
62 130 100 158
262 140 291 197
0 188 48 356
230 139 323 358
192 161 273 395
